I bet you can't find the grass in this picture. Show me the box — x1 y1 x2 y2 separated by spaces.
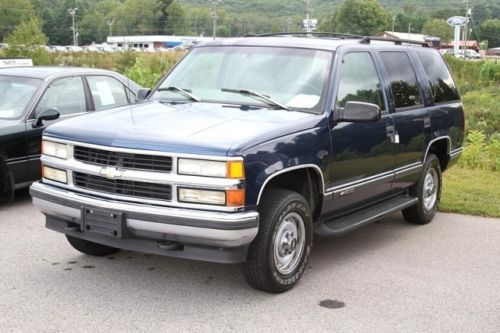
440 166 500 218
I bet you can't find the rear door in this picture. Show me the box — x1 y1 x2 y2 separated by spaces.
323 47 395 214
377 50 429 189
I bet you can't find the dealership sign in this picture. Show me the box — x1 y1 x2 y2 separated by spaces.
447 16 468 27
0 58 33 68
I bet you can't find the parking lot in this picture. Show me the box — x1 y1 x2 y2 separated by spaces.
1 189 499 332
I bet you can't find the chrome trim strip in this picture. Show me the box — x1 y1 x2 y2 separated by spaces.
326 169 394 193
41 155 243 189
450 147 463 157
256 164 325 205
394 163 423 179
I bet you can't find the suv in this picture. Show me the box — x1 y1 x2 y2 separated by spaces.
30 34 464 293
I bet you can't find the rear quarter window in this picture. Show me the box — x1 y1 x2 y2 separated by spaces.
415 50 460 103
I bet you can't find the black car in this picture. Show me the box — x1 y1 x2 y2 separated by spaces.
0 66 142 201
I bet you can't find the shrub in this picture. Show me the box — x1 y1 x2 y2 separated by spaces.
461 88 500 139
459 130 500 171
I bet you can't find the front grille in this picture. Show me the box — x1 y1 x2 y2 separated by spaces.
74 146 172 173
74 172 172 201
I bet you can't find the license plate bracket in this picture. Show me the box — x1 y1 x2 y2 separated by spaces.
82 207 125 238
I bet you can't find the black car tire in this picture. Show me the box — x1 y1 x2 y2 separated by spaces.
242 189 313 293
66 235 120 256
403 154 442 225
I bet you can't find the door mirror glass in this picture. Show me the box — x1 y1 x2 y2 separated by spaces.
35 108 60 127
340 101 380 123
136 88 151 101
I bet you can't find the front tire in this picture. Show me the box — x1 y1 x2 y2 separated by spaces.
66 235 120 256
403 153 442 225
242 189 313 293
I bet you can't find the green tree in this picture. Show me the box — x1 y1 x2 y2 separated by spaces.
164 1 188 35
334 0 391 35
480 19 500 48
0 0 34 41
4 18 51 64
117 0 160 35
422 18 452 42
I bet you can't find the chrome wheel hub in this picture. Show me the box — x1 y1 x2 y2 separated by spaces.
423 168 438 211
273 212 306 275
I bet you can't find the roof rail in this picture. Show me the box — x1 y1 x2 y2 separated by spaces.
359 36 429 47
249 32 365 39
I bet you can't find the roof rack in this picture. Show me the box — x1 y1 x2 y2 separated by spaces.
359 36 429 47
248 32 365 39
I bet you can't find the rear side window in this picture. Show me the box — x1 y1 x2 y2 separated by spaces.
380 52 422 109
415 50 459 103
87 76 129 111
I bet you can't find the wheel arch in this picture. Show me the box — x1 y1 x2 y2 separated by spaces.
423 136 451 171
256 165 325 220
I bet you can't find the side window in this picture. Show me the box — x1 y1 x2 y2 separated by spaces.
87 76 129 111
380 52 422 108
36 76 86 116
415 50 459 103
336 52 385 111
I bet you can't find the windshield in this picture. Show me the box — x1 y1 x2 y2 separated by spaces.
0 75 41 119
150 46 333 113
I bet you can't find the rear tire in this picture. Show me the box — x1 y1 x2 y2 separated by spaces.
402 154 442 225
66 235 119 256
242 189 313 293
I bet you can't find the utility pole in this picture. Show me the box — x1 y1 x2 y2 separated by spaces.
464 0 471 55
286 17 292 33
305 0 312 33
211 1 222 39
107 19 114 37
408 23 412 39
68 7 78 46
392 15 396 33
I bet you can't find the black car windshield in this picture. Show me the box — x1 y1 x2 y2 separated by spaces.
150 46 332 113
0 75 41 119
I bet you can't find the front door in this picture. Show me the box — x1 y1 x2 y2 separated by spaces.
323 50 394 214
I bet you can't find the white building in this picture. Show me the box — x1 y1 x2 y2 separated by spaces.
106 35 213 49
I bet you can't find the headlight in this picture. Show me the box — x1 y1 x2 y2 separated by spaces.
178 158 244 178
42 166 68 183
42 140 68 159
178 188 226 205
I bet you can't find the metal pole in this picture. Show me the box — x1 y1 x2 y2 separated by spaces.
68 8 78 46
211 1 221 39
408 23 412 39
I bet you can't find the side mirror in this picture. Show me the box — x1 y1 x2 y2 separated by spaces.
136 88 151 101
34 108 60 127
339 101 381 123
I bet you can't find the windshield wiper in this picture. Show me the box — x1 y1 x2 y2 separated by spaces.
157 86 201 102
221 88 290 111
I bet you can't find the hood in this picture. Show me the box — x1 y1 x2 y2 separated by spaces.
44 101 322 156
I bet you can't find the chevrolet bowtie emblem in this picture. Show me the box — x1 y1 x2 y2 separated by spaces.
99 166 123 180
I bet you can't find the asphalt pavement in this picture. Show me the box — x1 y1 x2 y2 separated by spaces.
1 189 499 332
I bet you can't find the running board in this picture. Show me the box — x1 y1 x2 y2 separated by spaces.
315 196 418 237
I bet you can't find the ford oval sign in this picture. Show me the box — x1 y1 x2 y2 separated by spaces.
447 16 468 27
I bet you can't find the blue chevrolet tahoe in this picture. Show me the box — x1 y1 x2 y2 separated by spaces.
30 34 464 293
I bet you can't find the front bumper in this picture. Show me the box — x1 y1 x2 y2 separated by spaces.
30 182 259 263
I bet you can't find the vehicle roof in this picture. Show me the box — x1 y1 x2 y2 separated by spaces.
200 36 431 52
0 66 119 79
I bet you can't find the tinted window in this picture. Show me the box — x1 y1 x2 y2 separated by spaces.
87 76 129 111
415 50 459 103
36 76 86 116
380 52 422 108
336 52 385 111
